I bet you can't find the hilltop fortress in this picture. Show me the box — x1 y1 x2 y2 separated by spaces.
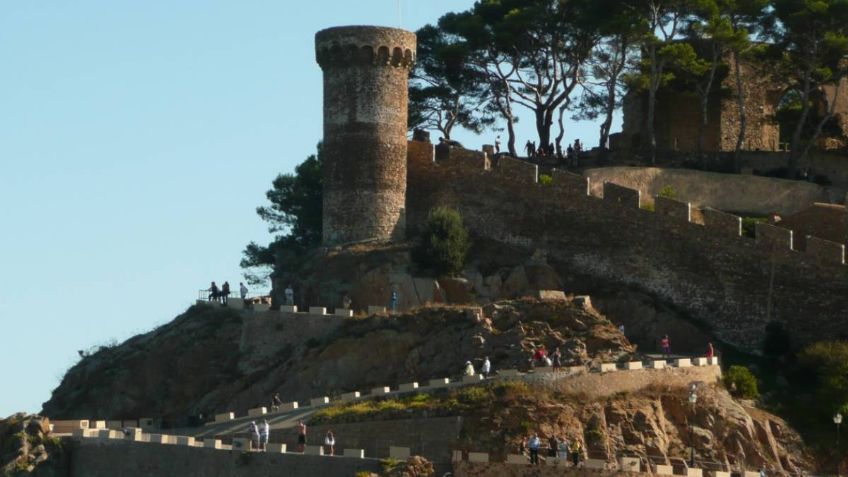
315 26 847 348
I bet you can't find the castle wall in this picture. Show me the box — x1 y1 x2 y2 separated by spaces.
69 439 381 477
407 142 848 348
316 26 416 245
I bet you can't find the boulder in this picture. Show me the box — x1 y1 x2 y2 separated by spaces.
438 277 473 304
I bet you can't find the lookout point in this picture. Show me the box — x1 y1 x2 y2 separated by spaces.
7 2 848 476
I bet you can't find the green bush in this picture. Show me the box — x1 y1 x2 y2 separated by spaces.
798 341 848 418
539 174 553 186
414 207 471 276
741 216 767 238
723 365 760 399
658 185 677 199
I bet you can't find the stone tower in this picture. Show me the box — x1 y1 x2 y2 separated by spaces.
315 26 416 245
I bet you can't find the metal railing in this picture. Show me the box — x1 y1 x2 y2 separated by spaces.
197 289 268 301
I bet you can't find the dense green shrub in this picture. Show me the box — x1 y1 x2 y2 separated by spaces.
797 341 848 418
539 174 553 186
658 185 677 199
414 207 470 276
723 365 760 399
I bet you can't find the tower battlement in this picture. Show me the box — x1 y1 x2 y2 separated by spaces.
316 26 416 68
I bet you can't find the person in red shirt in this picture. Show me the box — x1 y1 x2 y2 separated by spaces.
706 342 715 358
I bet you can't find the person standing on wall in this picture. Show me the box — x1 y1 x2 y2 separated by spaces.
706 342 715 359
481 356 491 377
495 135 501 154
271 393 282 412
342 294 352 310
249 421 260 451
661 335 671 357
239 282 248 300
324 430 335 456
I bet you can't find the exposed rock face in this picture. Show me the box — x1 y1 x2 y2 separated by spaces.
450 384 812 474
0 414 67 476
42 299 632 424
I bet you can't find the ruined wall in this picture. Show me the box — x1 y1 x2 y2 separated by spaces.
622 51 784 153
407 142 848 348
316 26 416 245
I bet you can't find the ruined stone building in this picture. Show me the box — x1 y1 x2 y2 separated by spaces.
620 48 848 153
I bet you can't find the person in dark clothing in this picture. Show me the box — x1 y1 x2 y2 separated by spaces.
548 435 558 458
221 281 230 305
208 282 219 302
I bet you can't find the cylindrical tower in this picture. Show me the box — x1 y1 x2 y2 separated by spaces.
315 26 416 245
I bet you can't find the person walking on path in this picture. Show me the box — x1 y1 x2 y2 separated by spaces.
706 342 715 358
557 436 569 460
208 282 220 302
260 420 270 451
482 357 491 377
239 282 248 300
518 436 528 457
249 421 260 451
661 335 671 357
548 435 558 458
296 420 307 453
495 136 501 154
221 281 230 305
284 284 294 306
464 360 475 377
389 288 398 313
342 294 352 310
552 347 562 372
570 439 583 467
528 433 541 465
525 140 535 158
324 430 336 456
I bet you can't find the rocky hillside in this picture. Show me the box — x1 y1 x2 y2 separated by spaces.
313 381 813 474
0 414 66 477
41 298 632 424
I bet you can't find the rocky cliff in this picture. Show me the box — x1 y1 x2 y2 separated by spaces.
41 298 632 424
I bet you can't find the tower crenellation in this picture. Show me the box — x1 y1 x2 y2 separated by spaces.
316 26 417 245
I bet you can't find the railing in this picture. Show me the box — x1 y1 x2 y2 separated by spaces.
197 289 267 301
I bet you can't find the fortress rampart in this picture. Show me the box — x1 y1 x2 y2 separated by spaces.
406 142 848 347
316 26 416 245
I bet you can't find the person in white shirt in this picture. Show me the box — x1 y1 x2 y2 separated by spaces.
528 433 541 465
284 285 294 306
249 421 260 451
481 357 491 377
240 282 248 300
260 420 270 451
324 430 336 456
464 361 475 376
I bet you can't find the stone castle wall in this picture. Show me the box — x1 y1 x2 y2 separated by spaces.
316 26 416 245
406 141 848 348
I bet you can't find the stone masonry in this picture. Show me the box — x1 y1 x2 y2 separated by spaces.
316 26 416 245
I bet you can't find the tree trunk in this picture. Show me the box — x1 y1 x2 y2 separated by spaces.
800 78 843 162
733 50 747 172
698 47 720 169
556 104 567 155
647 44 660 164
788 69 813 178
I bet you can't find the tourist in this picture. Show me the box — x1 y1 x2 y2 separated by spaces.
465 360 475 377
324 430 336 456
518 436 528 457
285 284 294 306
548 435 558 458
221 281 230 305
528 433 541 465
260 420 270 451
271 393 282 412
525 140 535 158
661 335 671 357
557 436 569 460
570 439 583 467
495 135 501 154
619 323 625 336
389 288 398 313
342 294 352 310
566 144 575 167
482 356 491 377
706 342 715 359
296 420 307 453
239 282 248 300
208 281 220 302
552 347 562 372
249 421 260 451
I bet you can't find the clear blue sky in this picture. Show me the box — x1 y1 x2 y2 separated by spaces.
0 1 615 417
